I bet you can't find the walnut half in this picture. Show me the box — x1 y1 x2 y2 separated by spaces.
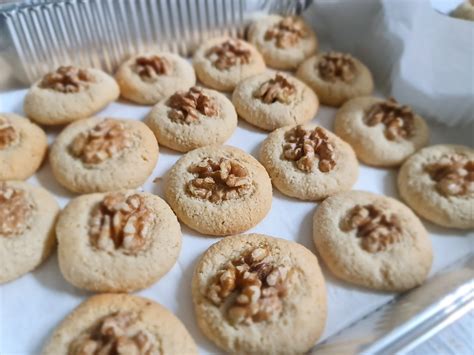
69 312 159 355
317 52 356 83
167 87 218 124
264 16 308 48
0 183 34 238
39 66 92 93
89 193 154 255
0 116 18 150
206 39 251 70
283 125 336 173
207 246 290 325
254 74 296 104
187 158 252 203
70 120 132 164
135 55 172 80
341 204 402 253
365 98 415 141
425 155 474 197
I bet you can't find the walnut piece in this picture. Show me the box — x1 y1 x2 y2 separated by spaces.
206 39 251 70
89 193 154 255
317 52 356 83
264 16 308 48
167 87 218 124
69 312 159 355
0 116 18 150
207 246 290 325
0 183 34 238
254 74 296 104
39 66 92 93
70 120 132 164
135 55 172 80
341 204 402 253
283 125 336 173
186 158 252 203
425 155 474 197
365 98 415 140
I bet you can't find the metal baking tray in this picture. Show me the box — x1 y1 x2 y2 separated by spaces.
0 0 472 354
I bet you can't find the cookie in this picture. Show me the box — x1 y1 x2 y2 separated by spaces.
193 37 266 92
145 86 237 152
50 117 159 193
296 52 374 107
398 144 474 229
232 72 319 131
192 233 327 354
334 97 430 167
260 124 358 200
24 66 119 125
164 146 272 236
56 190 181 292
43 293 198 355
313 190 433 292
0 181 59 284
0 113 47 181
247 15 318 70
115 52 196 105
452 0 474 21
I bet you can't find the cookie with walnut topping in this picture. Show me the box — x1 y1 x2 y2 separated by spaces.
260 124 358 200
334 96 430 167
313 191 433 292
296 52 374 107
49 117 159 193
192 233 327 354
24 66 119 125
145 86 237 152
398 145 474 229
56 190 181 292
115 52 196 105
43 293 198 355
232 72 319 131
193 37 266 92
0 181 59 284
164 145 272 236
248 15 318 70
0 113 47 181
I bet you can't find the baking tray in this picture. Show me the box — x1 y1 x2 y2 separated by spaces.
0 1 473 354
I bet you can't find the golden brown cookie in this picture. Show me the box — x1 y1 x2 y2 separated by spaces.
192 233 327 354
164 146 273 236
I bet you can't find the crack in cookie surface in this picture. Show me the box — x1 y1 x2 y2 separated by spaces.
254 74 296 105
89 192 154 255
341 204 402 253
167 87 218 124
317 52 356 83
39 66 93 93
206 246 290 325
283 125 336 173
264 16 308 48
0 183 34 238
205 39 251 70
0 116 19 150
186 158 252 203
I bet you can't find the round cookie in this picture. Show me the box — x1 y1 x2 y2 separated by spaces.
334 97 429 167
260 124 358 200
398 144 474 229
164 145 272 236
313 190 433 292
0 181 59 284
56 190 181 292
193 37 266 92
192 233 327 354
0 113 47 181
452 0 474 21
145 86 237 152
50 117 159 193
248 15 318 70
232 72 319 131
296 52 374 107
24 66 119 125
43 293 198 355
115 52 196 105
